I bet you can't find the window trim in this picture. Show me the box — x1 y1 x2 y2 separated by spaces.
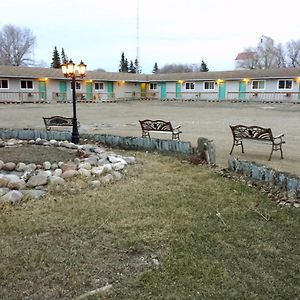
94 81 104 91
20 79 34 90
251 80 265 90
71 81 82 91
185 82 195 90
277 79 293 90
203 81 215 90
0 78 9 89
149 83 158 90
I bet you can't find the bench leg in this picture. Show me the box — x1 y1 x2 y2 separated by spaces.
230 141 244 155
270 143 284 161
268 147 274 161
280 145 284 159
172 133 180 141
142 131 150 138
229 143 235 155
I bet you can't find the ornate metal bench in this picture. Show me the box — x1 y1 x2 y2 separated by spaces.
139 119 182 140
229 125 285 161
43 116 79 131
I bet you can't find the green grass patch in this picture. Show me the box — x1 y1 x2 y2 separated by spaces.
0 151 299 299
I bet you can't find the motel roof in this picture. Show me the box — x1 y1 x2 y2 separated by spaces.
0 65 299 82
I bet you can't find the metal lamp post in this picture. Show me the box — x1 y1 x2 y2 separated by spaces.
61 59 86 144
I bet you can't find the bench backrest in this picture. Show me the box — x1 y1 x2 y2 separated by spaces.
139 119 173 132
230 125 274 141
43 116 73 127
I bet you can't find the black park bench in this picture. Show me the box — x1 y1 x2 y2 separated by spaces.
229 124 285 161
139 119 182 141
43 116 79 131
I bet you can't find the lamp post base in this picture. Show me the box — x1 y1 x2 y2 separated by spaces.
71 117 80 144
71 133 80 144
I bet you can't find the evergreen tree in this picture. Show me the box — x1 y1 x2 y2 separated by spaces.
134 58 140 73
129 60 136 73
119 52 128 72
152 62 159 73
124 58 129 72
61 48 68 63
200 60 209 72
51 46 61 68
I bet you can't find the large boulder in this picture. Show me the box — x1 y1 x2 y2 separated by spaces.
61 162 77 173
4 162 16 171
48 176 65 186
61 169 79 179
2 190 23 204
26 174 48 187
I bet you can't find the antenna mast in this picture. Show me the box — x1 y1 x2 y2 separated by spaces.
136 0 141 73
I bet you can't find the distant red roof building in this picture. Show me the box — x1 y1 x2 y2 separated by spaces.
235 52 255 60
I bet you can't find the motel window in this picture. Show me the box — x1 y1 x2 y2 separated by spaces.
149 83 157 90
185 82 195 90
204 81 215 90
94 82 104 90
251 80 265 90
0 79 9 89
20 80 33 89
278 79 292 90
75 82 81 90
71 81 81 90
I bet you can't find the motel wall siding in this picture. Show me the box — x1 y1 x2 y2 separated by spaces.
0 67 300 102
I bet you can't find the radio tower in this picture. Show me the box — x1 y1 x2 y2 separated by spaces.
136 0 141 73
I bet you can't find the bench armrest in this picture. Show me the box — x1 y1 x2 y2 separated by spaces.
173 125 181 130
274 133 284 139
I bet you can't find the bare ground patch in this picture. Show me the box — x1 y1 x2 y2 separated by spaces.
0 144 76 164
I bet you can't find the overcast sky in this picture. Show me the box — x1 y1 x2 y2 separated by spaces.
1 0 300 73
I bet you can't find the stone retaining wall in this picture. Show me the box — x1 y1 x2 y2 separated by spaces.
228 158 300 196
0 128 192 155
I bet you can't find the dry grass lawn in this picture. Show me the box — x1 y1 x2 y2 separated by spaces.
0 150 299 299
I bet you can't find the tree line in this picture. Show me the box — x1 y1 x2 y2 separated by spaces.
118 52 209 73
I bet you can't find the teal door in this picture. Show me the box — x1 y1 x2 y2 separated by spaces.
86 82 92 100
218 82 226 100
239 81 246 100
176 82 181 100
38 81 47 100
107 82 114 99
160 82 166 99
59 81 67 101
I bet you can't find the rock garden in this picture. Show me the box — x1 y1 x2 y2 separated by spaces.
0 138 136 204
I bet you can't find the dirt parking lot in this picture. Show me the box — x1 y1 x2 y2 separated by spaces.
0 100 299 176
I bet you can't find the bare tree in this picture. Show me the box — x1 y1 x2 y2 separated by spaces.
256 36 278 69
93 68 106 72
275 43 286 68
0 24 36 66
286 39 300 67
158 63 194 73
